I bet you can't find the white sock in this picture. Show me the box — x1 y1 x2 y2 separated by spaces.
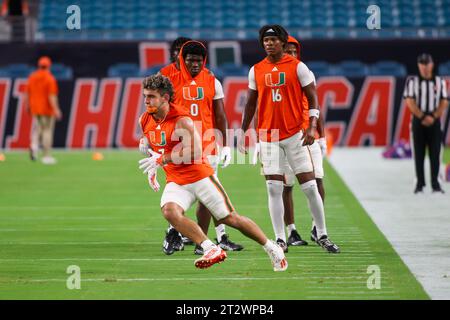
301 180 327 238
200 239 215 251
263 239 277 252
215 224 226 242
266 180 286 242
287 224 296 234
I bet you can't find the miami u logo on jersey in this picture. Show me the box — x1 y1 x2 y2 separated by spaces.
265 72 286 87
149 131 166 146
182 86 204 100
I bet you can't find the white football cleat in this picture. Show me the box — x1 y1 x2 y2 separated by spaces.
266 241 288 272
41 156 57 165
194 245 227 269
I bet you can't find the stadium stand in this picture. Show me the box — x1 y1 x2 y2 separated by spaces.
35 0 450 41
438 61 450 76
107 63 140 78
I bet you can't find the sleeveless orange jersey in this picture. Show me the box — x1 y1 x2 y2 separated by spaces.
162 41 218 155
253 54 307 142
139 103 214 185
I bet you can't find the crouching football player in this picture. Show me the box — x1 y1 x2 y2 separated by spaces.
137 74 287 271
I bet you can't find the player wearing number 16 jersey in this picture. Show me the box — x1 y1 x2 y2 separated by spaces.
240 25 340 254
159 40 243 255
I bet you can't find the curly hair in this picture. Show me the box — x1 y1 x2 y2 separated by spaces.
142 74 174 102
258 24 289 49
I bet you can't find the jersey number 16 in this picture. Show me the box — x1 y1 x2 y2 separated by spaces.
271 89 282 102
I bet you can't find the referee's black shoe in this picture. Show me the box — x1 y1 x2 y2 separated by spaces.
432 186 445 194
414 185 424 194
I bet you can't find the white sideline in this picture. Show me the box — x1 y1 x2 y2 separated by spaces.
329 147 450 300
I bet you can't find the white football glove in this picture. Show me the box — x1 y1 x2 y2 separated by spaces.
138 150 163 174
318 137 327 158
251 142 260 165
147 169 160 192
139 136 150 155
220 146 231 168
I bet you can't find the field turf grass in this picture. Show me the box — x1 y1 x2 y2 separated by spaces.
0 149 437 299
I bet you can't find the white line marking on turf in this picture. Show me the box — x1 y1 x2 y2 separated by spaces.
6 277 395 284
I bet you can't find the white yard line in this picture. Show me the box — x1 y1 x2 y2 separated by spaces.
329 147 450 300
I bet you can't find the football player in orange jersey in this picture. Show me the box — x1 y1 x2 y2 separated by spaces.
158 40 243 255
137 74 287 271
240 25 340 253
282 36 329 247
159 37 191 78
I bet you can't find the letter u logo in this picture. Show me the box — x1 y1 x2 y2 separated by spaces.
149 131 166 146
182 87 204 100
265 72 286 87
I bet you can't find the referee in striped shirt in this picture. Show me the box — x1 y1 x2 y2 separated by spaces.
403 53 449 194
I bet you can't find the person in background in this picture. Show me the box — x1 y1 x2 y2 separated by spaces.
25 56 62 165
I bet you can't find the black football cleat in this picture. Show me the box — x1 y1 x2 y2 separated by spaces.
311 226 318 242
287 230 308 246
181 236 194 245
216 234 244 251
276 238 288 253
317 235 341 254
162 228 181 255
194 244 204 255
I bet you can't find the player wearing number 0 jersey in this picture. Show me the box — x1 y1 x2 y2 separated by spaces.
240 25 340 254
137 74 287 271
159 40 243 254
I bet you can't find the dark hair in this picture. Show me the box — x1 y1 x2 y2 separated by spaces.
181 41 207 60
258 25 289 48
142 74 174 101
170 37 191 61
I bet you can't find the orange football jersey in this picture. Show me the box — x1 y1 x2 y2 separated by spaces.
253 54 307 141
162 41 218 155
139 103 214 185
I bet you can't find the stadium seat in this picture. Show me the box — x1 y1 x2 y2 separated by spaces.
305 61 336 77
369 61 407 77
214 63 250 78
36 0 450 40
4 64 34 78
437 61 450 76
334 60 369 77
139 64 166 77
107 63 140 78
50 63 74 80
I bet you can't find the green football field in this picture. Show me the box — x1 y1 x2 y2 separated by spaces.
1 149 445 299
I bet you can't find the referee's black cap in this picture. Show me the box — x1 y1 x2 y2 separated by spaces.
417 53 433 64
